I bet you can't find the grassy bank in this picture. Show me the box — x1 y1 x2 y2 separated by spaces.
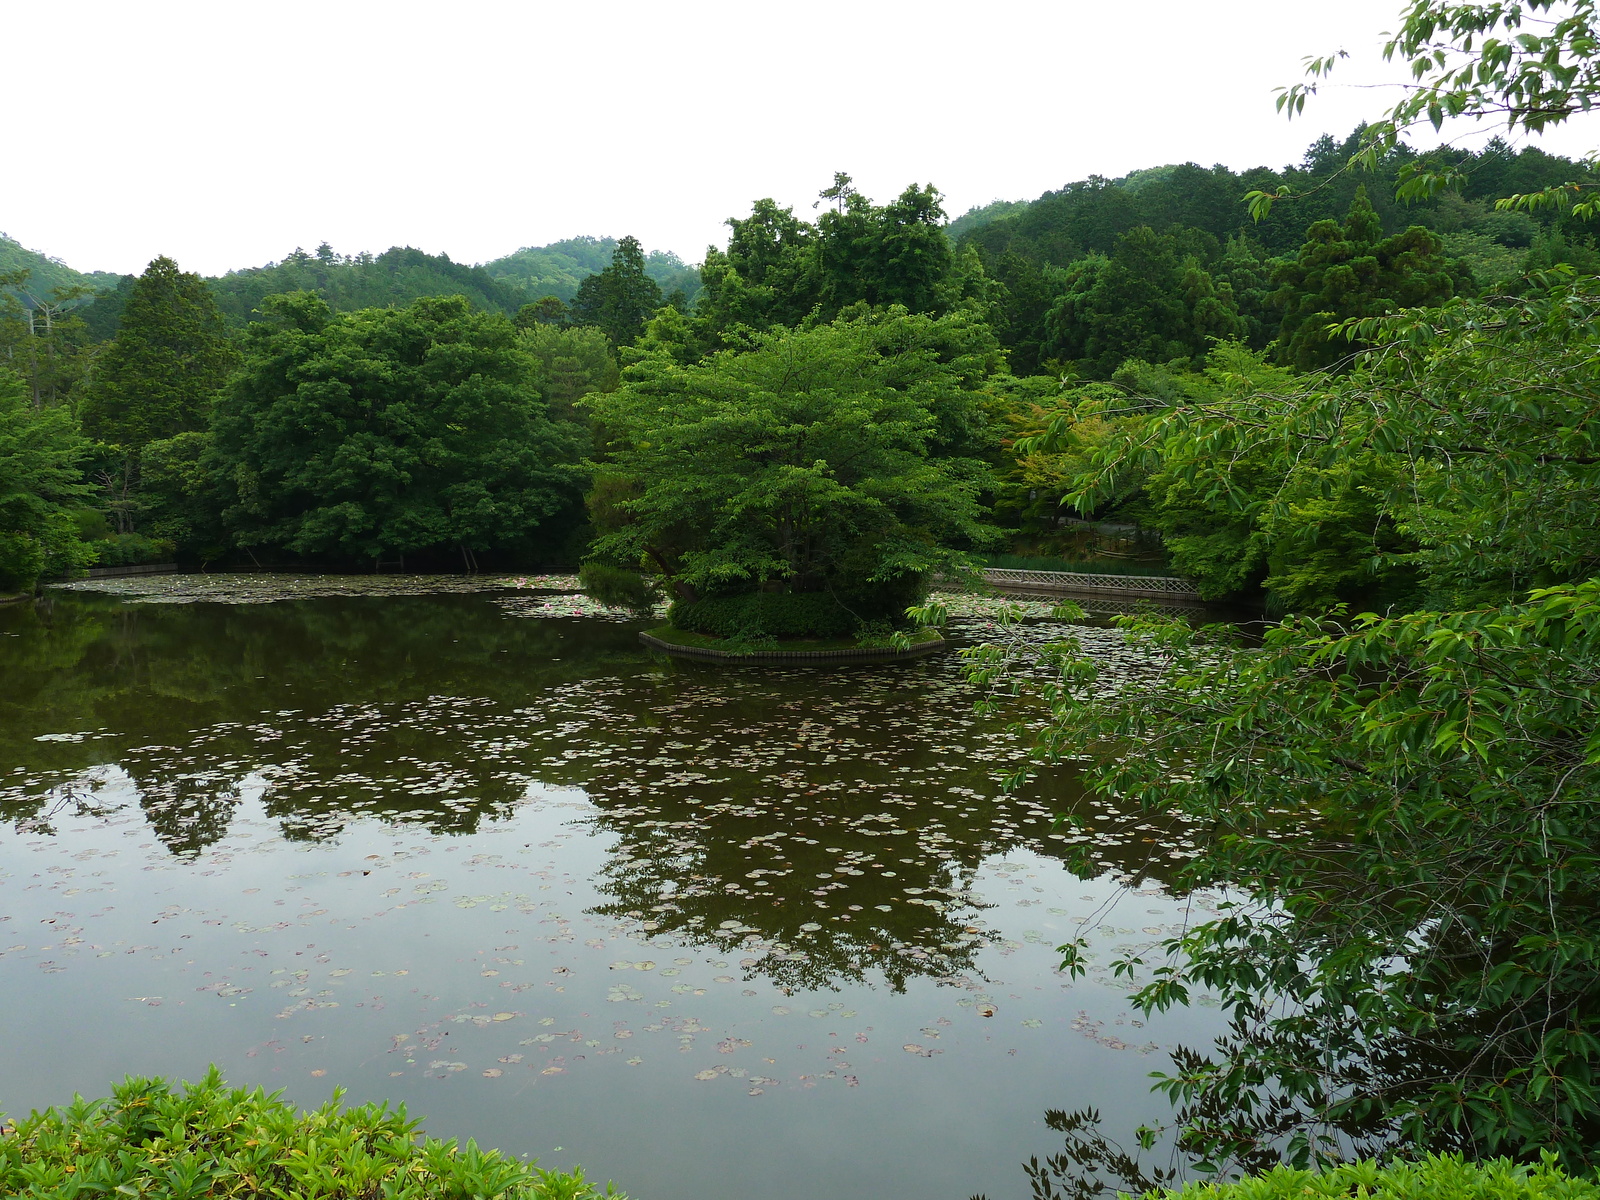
0 1068 621 1199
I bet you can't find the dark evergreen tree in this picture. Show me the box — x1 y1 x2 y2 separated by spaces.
568 236 664 347
695 199 821 334
78 274 137 341
1214 236 1278 350
814 181 954 315
79 257 237 450
1272 186 1457 371
1041 226 1246 376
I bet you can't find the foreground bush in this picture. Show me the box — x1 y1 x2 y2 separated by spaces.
1148 1155 1600 1200
0 1067 622 1199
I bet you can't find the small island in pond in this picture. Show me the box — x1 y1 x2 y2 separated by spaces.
584 571 948 663
639 623 945 663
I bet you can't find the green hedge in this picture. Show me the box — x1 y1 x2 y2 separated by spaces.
669 576 928 640
92 533 176 567
670 591 859 638
1149 1155 1599 1200
0 1068 622 1199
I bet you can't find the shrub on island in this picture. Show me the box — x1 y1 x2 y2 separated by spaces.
669 578 923 642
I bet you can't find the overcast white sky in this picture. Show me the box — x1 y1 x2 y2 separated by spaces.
8 0 1598 277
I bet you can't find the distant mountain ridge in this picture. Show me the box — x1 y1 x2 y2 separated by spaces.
481 236 701 303
205 245 535 326
2 234 705 334
0 232 123 298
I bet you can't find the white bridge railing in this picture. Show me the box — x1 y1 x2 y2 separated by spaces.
982 567 1201 598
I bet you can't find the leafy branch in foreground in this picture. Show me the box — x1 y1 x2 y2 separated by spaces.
1248 0 1600 219
955 282 1600 1172
0 1066 623 1199
959 579 1600 1173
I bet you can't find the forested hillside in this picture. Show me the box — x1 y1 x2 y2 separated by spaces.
482 236 701 304
0 233 121 297
2 237 701 339
952 133 1598 372
6 122 1600 607
203 244 535 326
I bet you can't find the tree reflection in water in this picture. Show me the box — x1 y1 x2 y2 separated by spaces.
3 586 1208 998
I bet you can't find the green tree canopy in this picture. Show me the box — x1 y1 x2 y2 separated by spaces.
1041 226 1246 377
518 322 618 417
813 178 956 315
694 177 980 344
583 307 1002 610
513 296 570 328
985 278 1600 1169
212 293 587 565
78 256 238 450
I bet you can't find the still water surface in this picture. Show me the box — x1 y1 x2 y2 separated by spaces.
0 577 1226 1200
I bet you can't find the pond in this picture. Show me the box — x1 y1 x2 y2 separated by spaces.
0 575 1230 1200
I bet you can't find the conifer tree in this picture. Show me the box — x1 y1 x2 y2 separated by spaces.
79 257 238 450
568 237 663 347
1272 186 1457 371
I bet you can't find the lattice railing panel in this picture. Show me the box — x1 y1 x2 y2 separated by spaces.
982 568 1200 597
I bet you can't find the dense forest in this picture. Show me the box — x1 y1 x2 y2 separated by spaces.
7 0 1600 1175
6 125 1597 605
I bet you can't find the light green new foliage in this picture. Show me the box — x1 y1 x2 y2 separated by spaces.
1256 0 1600 217
950 577 1600 1171
583 306 1001 605
1150 1155 1600 1200
954 280 1600 1170
0 1067 623 1199
0 369 94 591
1048 279 1600 610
